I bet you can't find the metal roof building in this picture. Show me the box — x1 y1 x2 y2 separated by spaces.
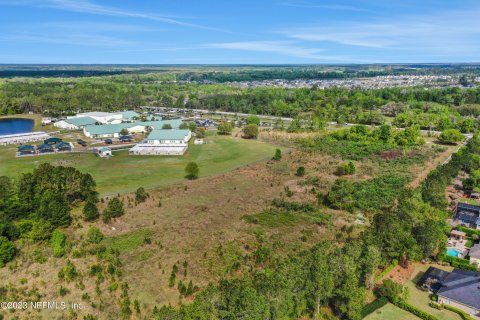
146 129 191 142
83 119 182 138
130 129 192 155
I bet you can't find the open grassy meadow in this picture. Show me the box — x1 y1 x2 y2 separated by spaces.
0 133 281 195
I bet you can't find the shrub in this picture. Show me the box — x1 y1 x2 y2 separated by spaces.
185 162 199 180
242 124 259 139
0 236 15 267
246 115 260 125
87 227 104 244
135 187 148 204
296 166 305 177
83 199 99 222
59 286 69 296
273 149 282 161
217 122 233 135
336 161 356 175
439 129 464 144
103 197 124 223
50 230 66 258
379 279 403 300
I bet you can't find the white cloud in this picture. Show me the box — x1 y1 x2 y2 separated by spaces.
0 32 135 46
206 41 367 62
279 1 373 13
281 6 480 55
0 0 227 32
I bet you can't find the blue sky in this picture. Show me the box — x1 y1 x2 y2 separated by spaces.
0 0 479 64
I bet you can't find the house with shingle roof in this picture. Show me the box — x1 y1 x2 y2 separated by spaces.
437 269 480 315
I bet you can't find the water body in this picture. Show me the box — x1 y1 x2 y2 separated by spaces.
0 118 34 135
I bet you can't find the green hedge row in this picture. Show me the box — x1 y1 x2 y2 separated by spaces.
444 304 475 320
429 302 442 310
361 297 389 318
429 302 475 320
442 255 477 271
391 297 439 320
374 259 398 282
456 226 480 238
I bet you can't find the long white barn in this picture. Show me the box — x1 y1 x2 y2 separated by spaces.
55 111 140 130
129 129 192 155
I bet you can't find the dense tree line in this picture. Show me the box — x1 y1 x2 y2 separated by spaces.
0 163 97 265
2 74 480 124
422 133 480 208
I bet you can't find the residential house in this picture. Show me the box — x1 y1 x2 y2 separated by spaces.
455 202 480 229
418 267 480 316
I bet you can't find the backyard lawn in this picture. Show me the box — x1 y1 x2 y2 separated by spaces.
0 134 282 195
364 303 419 320
405 264 462 320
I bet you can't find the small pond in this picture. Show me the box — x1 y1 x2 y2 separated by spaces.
0 118 34 135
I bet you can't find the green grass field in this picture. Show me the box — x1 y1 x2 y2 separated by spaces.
0 134 281 195
364 303 420 320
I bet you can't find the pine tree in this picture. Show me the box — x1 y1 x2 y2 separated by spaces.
83 199 99 221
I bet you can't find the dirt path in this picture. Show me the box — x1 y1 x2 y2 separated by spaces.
409 143 456 188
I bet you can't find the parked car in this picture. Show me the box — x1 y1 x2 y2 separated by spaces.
104 139 113 144
77 139 87 146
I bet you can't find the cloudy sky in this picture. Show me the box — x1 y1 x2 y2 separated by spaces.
0 0 479 64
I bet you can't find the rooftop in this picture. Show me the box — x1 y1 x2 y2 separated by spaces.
470 244 480 259
147 129 191 141
450 230 467 237
117 111 140 119
84 119 182 135
438 268 480 310
77 111 113 118
64 116 97 127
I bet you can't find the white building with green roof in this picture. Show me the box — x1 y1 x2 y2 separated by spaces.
129 129 192 155
54 116 98 130
83 120 182 138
